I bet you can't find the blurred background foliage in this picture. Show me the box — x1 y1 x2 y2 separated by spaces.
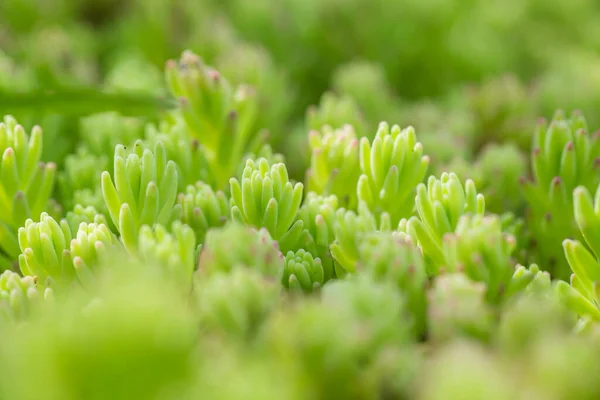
2 0 600 178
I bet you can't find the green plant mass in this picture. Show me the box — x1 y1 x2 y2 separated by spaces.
3 1 600 398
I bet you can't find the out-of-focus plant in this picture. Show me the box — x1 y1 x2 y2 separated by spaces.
0 270 52 322
357 231 428 337
305 124 360 209
520 110 600 280
197 222 284 280
165 50 262 190
177 181 229 246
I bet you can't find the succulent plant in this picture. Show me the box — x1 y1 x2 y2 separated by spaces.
137 222 197 285
427 273 494 344
306 91 368 137
357 122 429 225
165 51 262 190
330 201 392 276
296 192 338 282
357 231 428 337
521 110 600 280
406 172 485 269
17 212 118 288
282 249 324 293
0 116 56 267
177 181 229 246
0 270 52 322
197 268 282 340
305 124 360 209
556 184 600 320
101 140 180 253
230 158 304 252
197 222 284 280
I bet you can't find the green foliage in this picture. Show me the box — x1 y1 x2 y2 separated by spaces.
306 91 367 135
521 110 600 280
57 146 108 212
197 223 284 280
0 270 51 322
137 222 197 286
463 74 539 152
330 202 392 275
358 122 429 225
442 215 517 304
296 192 338 282
5 3 600 395
101 140 180 253
17 212 117 288
357 231 428 337
406 172 485 269
0 116 56 265
306 124 360 209
197 268 282 340
267 276 417 400
556 185 600 320
143 121 211 191
178 181 229 246
230 158 304 252
282 249 324 292
450 143 527 214
0 270 199 400
331 61 401 129
427 273 494 344
166 51 261 190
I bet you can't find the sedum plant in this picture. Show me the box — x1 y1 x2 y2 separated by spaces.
0 270 52 322
306 91 367 137
357 231 428 337
427 273 494 344
330 201 393 276
406 172 485 269
78 112 144 159
305 124 361 209
165 51 261 190
357 122 429 225
267 275 417 400
101 141 180 253
282 249 324 293
137 222 197 286
17 212 118 288
448 143 527 215
521 110 600 280
442 215 518 305
556 185 600 320
144 121 211 191
196 268 282 341
197 222 284 280
57 146 108 213
296 192 338 282
177 181 229 246
0 116 56 268
230 158 304 252
64 205 108 235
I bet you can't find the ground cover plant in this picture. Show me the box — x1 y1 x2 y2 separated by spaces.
2 1 600 399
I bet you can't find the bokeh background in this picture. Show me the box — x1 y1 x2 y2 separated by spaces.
2 0 600 182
